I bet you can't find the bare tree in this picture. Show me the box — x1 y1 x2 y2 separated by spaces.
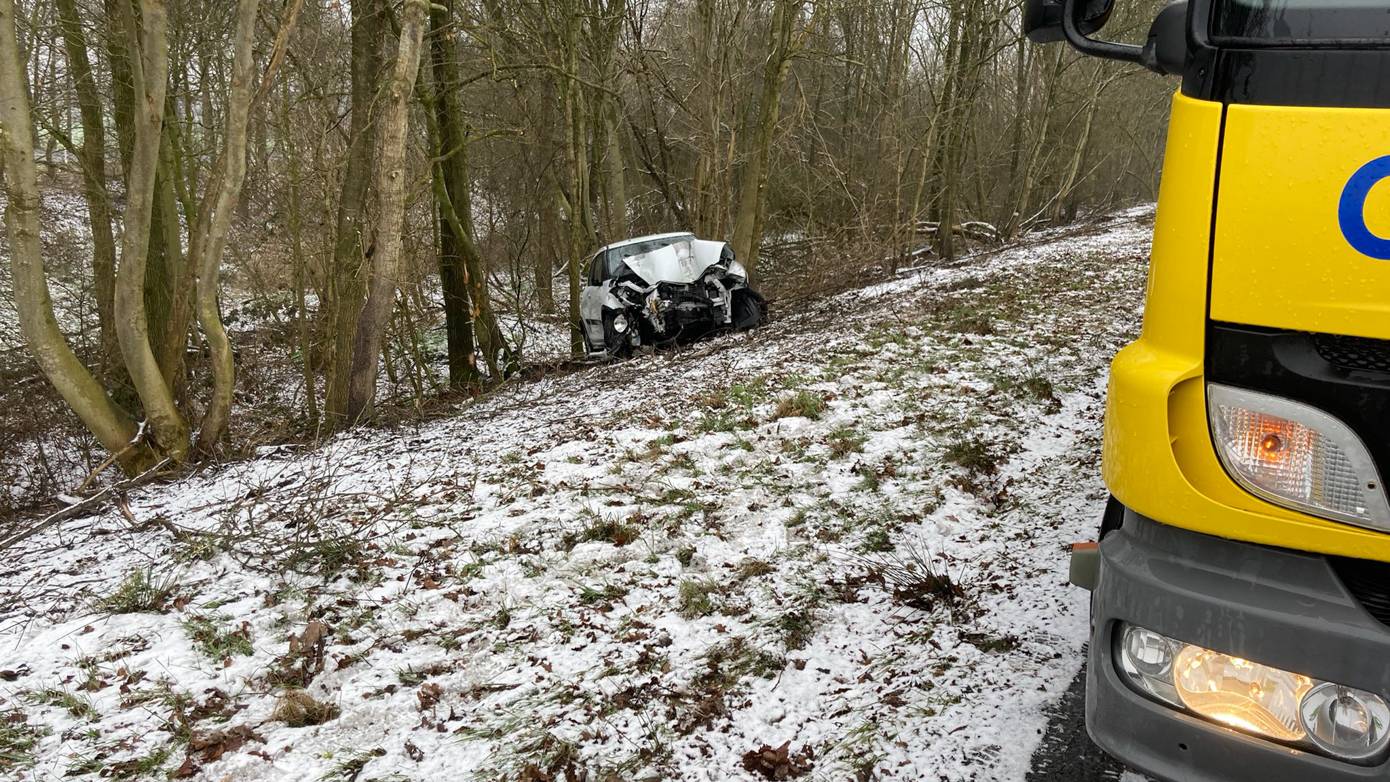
191 0 260 453
0 0 154 472
112 0 190 460
730 0 808 277
345 0 430 422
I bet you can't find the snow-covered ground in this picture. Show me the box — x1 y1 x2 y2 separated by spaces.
0 207 1153 781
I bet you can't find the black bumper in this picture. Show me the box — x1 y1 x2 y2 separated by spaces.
1088 511 1390 781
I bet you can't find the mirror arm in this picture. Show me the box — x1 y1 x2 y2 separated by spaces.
1061 0 1144 63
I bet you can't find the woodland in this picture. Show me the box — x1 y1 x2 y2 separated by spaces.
0 0 1170 515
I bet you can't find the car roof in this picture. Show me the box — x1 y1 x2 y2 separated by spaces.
594 232 695 254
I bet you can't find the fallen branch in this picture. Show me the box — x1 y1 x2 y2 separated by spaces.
0 458 172 552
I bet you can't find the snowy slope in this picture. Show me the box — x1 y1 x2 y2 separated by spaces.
0 208 1153 781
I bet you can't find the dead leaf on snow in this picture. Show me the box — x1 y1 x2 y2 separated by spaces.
174 724 264 777
740 741 814 780
417 681 443 711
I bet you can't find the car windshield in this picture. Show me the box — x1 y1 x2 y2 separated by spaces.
1213 0 1390 43
604 235 694 279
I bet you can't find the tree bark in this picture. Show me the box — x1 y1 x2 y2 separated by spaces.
730 0 803 278
113 0 190 460
283 81 317 429
324 0 387 424
192 0 260 454
555 2 592 357
344 0 429 422
54 0 119 373
0 0 154 474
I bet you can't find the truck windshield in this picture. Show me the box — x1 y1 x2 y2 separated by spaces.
1214 0 1390 44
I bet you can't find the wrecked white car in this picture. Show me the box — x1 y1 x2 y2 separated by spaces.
578 232 766 357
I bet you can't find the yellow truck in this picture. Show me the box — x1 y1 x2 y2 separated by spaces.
1026 0 1390 778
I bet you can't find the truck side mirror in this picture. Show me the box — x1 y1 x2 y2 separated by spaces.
1024 0 1114 44
1140 2 1188 76
1026 0 1187 76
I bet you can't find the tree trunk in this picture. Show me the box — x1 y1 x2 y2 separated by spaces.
344 0 429 422
429 0 512 385
730 0 803 278
0 0 155 473
556 6 592 357
54 0 119 374
283 81 317 429
535 180 558 315
113 0 190 460
192 0 260 454
324 0 387 425
1049 63 1106 224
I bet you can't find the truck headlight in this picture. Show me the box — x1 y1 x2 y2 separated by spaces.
1115 623 1390 762
1302 682 1390 760
1207 384 1390 530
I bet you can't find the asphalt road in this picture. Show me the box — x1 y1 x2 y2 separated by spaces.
1025 660 1132 782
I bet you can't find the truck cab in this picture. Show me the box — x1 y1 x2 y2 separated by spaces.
1027 0 1390 778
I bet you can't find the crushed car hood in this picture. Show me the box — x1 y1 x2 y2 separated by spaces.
621 239 728 285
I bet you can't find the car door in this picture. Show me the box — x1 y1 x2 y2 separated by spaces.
577 252 607 347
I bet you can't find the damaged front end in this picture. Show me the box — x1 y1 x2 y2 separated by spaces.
594 238 766 357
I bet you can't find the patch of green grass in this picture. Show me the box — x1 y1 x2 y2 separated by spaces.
283 535 371 582
65 756 104 776
773 391 826 421
28 688 97 721
672 499 714 523
726 378 771 407
695 410 749 434
493 606 512 629
643 434 679 459
668 452 699 473
106 745 172 780
0 711 46 770
773 608 817 651
865 325 912 350
1019 375 1062 413
654 486 696 505
703 637 785 681
183 614 254 660
578 583 628 607
576 517 639 547
319 747 387 782
675 546 697 567
175 535 222 563
944 436 1000 475
938 297 996 335
827 426 867 457
961 631 1022 654
396 667 427 686
862 527 893 553
99 568 178 614
677 580 718 618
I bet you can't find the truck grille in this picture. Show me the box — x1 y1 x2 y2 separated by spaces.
1314 333 1390 374
1330 556 1390 627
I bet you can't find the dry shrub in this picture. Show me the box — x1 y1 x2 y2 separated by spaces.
271 689 339 727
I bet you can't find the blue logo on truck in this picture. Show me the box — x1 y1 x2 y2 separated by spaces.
1339 156 1390 259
